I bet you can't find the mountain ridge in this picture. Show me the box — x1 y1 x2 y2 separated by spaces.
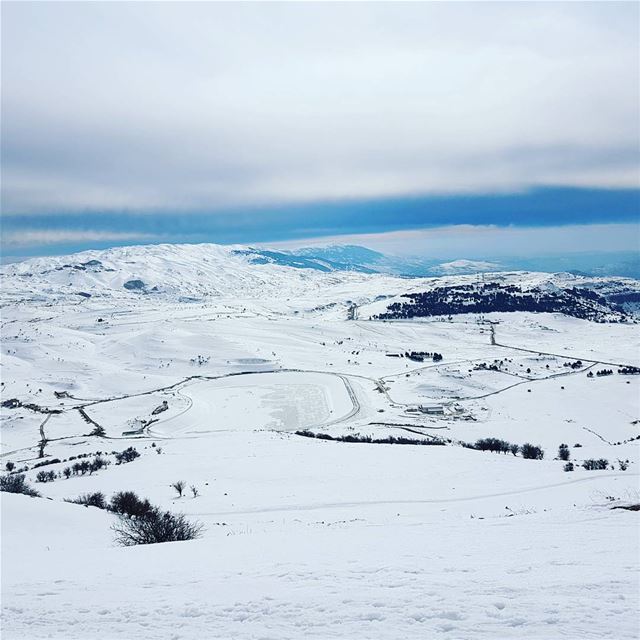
2 242 639 324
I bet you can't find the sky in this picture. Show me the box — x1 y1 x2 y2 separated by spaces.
1 2 639 261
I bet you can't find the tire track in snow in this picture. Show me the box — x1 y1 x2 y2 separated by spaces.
192 472 639 518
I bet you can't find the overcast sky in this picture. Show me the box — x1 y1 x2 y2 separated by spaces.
1 1 639 258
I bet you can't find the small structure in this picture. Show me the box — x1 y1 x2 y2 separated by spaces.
418 405 445 415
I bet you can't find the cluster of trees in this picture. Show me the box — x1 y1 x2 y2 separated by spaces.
37 455 110 482
464 438 544 460
404 351 443 362
32 458 62 469
564 456 625 472
296 430 447 446
4 448 140 477
4 461 28 474
471 438 519 455
73 456 108 476
67 492 110 509
374 284 627 322
45 449 139 483
115 447 140 464
474 361 503 372
0 473 40 497
582 458 609 471
618 366 640 375
36 470 57 483
563 457 629 472
595 369 614 377
7 447 142 487
563 360 583 370
67 490 154 515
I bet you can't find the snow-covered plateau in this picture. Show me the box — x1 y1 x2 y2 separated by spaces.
1 243 639 639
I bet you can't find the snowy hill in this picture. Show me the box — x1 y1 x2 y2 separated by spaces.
2 244 639 325
2 241 639 640
430 259 501 275
0 243 383 302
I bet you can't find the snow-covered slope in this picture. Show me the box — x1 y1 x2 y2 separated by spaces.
1 243 363 301
2 243 639 319
2 242 639 640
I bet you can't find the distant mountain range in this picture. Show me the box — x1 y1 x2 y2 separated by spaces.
247 244 640 279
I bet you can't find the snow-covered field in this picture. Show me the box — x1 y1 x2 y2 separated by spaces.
1 244 639 639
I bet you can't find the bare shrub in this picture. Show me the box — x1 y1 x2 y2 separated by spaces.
89 456 108 474
521 443 544 460
115 447 140 465
582 458 609 471
109 491 154 518
112 509 203 546
66 492 107 509
172 480 186 497
0 473 40 497
36 470 56 483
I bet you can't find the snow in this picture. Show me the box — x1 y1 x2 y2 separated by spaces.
431 259 501 274
1 243 639 639
4 489 638 639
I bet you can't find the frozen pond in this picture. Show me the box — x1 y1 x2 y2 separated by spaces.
153 371 356 435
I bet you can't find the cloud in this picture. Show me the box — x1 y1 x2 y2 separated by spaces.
1 230 161 248
2 2 638 215
265 223 640 259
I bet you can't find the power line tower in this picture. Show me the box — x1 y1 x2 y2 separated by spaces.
476 272 485 324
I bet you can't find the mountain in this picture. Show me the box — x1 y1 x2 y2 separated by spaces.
2 242 639 323
429 259 501 275
368 277 638 323
254 244 434 276
232 246 379 274
257 245 640 279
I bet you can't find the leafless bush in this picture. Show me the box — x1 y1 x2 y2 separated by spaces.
172 480 186 497
0 473 40 497
109 491 154 518
66 492 107 509
112 509 203 546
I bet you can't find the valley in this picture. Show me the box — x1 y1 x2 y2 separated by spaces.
1 244 639 639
